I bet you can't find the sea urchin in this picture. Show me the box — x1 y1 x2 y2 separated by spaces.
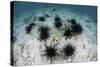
39 26 50 41
70 19 83 35
63 28 73 39
71 23 83 35
25 22 35 34
62 44 75 58
54 16 62 29
42 44 59 63
38 16 45 21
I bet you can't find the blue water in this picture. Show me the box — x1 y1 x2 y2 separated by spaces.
13 1 97 21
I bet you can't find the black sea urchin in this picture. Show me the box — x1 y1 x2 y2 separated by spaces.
43 44 59 63
70 19 83 35
52 8 56 12
70 19 77 25
45 14 50 17
25 23 35 34
38 16 45 21
63 29 73 39
71 23 83 35
54 16 62 29
39 26 50 41
62 44 75 58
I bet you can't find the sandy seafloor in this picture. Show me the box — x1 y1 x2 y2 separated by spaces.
11 1 97 66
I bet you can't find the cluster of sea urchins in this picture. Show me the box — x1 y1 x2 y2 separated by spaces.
24 15 82 63
41 18 81 63
63 19 83 39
